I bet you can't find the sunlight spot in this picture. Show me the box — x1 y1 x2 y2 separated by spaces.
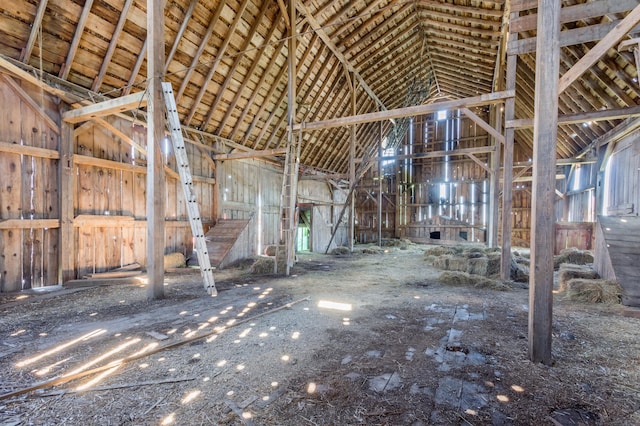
193 353 201 359
237 313 246 317
237 364 245 371
262 395 270 401
179 311 188 316
39 333 47 337
16 295 29 300
271 381 278 387
119 300 125 303
241 307 251 313
239 328 252 338
76 365 120 391
258 295 265 299
206 335 218 343
304 307 309 311
281 355 290 362
485 381 495 388
291 331 300 340
242 412 253 420
318 300 352 311
203 377 210 382
89 312 98 317
114 333 122 337
259 332 268 338
247 302 256 308
307 382 317 393
414 296 420 299
207 316 219 323
511 384 525 393
253 287 261 290
16 329 106 368
343 320 350 325
161 412 175 425
217 360 227 367
226 319 237 326
182 328 192 335
497 395 510 403
10 329 26 337
227 390 235 396
169 368 176 372
198 323 209 330
465 409 478 416
181 390 201 404
139 363 149 369
269 326 276 331
233 339 241 344
35 357 71 376
167 329 177 335
193 313 200 317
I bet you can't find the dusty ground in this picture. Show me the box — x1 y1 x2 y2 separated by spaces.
1 244 639 425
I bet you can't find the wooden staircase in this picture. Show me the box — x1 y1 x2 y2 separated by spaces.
205 219 252 268
594 215 640 306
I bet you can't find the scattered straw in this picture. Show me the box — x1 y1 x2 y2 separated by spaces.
331 246 352 256
439 271 511 291
562 279 621 304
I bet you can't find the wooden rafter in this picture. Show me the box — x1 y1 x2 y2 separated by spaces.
21 0 49 63
175 0 227 102
190 0 252 128
59 0 94 80
202 0 272 135
62 92 147 123
123 38 147 96
165 0 198 73
92 0 133 92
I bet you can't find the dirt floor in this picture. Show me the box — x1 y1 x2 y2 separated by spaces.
1 244 639 425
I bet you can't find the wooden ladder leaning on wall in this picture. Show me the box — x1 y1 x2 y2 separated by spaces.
161 82 217 296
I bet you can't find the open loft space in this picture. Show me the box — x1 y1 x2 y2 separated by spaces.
1 0 640 424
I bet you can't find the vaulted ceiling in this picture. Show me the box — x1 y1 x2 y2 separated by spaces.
0 0 638 174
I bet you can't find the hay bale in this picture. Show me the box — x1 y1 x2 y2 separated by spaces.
439 271 511 291
554 248 594 269
486 252 501 277
466 256 488 276
558 264 599 292
424 246 458 257
331 246 351 256
510 256 529 283
563 279 621 304
164 252 186 269
362 246 385 255
263 245 285 257
249 257 287 275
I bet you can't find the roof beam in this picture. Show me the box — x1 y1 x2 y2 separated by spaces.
92 0 133 92
123 38 147 96
558 4 640 94
175 0 226 102
191 0 252 128
296 2 389 113
59 0 94 80
461 107 505 144
21 0 49 63
294 90 513 132
165 0 198 73
62 92 147 123
213 148 287 161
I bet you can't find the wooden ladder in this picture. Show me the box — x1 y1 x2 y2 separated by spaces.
161 82 217 296
275 131 301 274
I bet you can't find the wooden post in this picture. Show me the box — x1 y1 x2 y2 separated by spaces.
500 50 517 280
378 120 383 246
146 0 165 299
529 0 560 365
349 72 356 251
488 107 501 248
59 121 75 284
285 0 296 275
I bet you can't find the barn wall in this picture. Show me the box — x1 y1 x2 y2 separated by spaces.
602 129 640 216
0 78 60 292
298 180 349 252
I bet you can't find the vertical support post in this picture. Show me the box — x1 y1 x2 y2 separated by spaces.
529 0 560 364
500 50 517 280
488 107 501 248
284 0 296 275
349 72 356 251
146 0 165 299
378 120 383 246
59 121 75 284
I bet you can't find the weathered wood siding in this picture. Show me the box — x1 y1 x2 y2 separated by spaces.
298 180 349 252
0 79 60 292
602 129 640 216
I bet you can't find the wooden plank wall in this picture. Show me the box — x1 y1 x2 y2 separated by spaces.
0 79 60 292
298 180 349 251
602 129 640 215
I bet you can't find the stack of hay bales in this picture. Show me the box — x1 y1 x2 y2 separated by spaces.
380 238 415 250
249 256 287 275
558 263 621 304
425 245 529 283
331 246 352 256
553 248 594 270
361 246 385 255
